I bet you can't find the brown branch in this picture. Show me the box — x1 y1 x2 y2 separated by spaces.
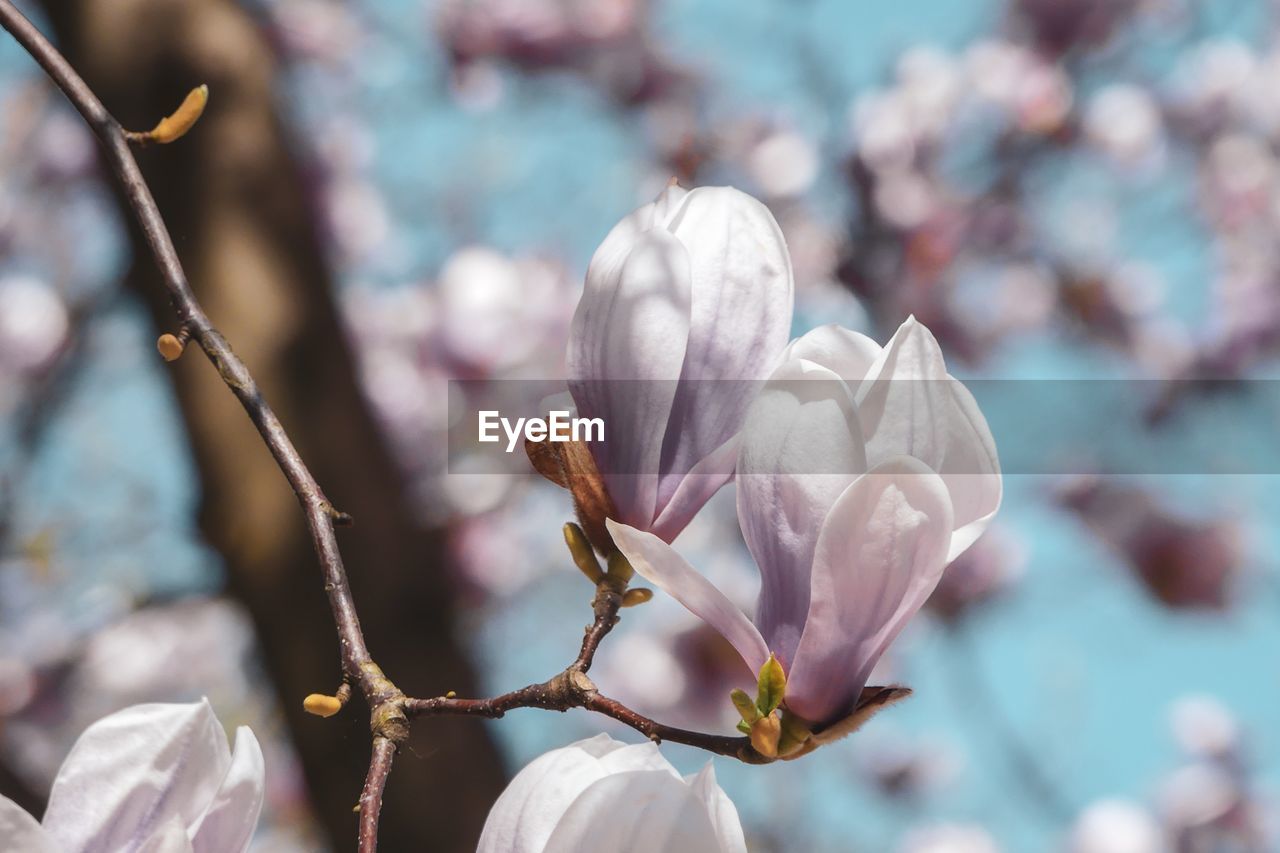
0 5 769 848
358 738 397 853
404 579 768 764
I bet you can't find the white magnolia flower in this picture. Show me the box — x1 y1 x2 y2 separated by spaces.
0 700 264 853
477 734 747 853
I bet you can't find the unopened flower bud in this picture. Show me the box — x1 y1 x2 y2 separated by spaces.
749 714 782 758
156 333 185 361
620 588 653 607
563 522 604 584
303 693 343 718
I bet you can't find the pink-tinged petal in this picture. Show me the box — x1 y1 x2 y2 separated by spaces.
736 358 866 665
189 727 265 853
542 770 725 853
787 457 954 723
781 324 882 380
477 735 675 853
608 520 769 677
568 228 692 528
649 434 739 543
0 796 55 853
43 700 230 852
854 316 1001 560
687 764 749 853
657 187 795 494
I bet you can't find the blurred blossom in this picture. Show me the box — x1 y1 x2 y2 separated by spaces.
438 247 567 373
898 822 1000 853
1084 84 1164 170
1202 133 1274 228
925 526 1026 624
1069 800 1167 853
435 0 675 104
1056 477 1243 610
859 733 962 799
965 40 1031 107
0 657 35 717
1169 39 1256 125
852 92 918 173
874 170 938 230
268 0 365 62
1012 62 1072 135
747 130 820 198
896 46 962 138
325 178 391 262
1158 762 1238 831
600 631 688 710
32 110 95 180
0 275 68 373
1169 695 1239 759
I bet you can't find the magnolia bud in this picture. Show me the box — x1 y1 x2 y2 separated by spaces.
302 693 343 718
749 714 781 758
620 588 653 607
156 333 185 361
147 85 208 144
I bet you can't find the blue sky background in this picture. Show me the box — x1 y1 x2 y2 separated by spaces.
3 0 1279 850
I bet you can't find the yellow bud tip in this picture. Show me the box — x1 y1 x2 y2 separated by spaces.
149 84 208 144
303 693 343 718
156 333 185 361
445 691 456 699
749 714 781 759
621 588 653 608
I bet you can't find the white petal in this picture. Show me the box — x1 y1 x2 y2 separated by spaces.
476 735 675 853
542 770 724 853
854 316 1001 560
649 433 739 543
656 186 795 498
189 727 265 853
781 324 882 380
42 700 231 852
687 764 748 853
0 796 55 853
136 817 195 853
736 357 866 664
787 457 954 723
609 519 769 678
568 228 692 527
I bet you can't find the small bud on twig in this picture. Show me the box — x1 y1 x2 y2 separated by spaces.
130 84 208 145
605 551 634 584
303 693 344 718
564 522 604 584
749 714 781 758
620 588 653 607
156 332 185 361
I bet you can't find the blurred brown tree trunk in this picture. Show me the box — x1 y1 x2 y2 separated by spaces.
36 1 508 849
